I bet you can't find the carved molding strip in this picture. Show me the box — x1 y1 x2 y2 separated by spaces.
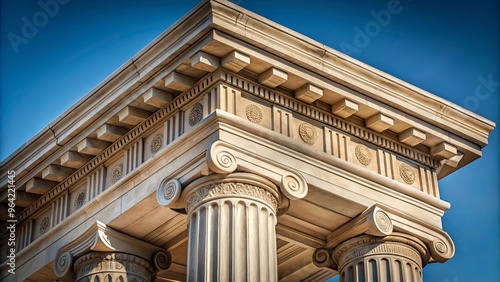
181 173 281 213
220 71 439 169
186 182 279 213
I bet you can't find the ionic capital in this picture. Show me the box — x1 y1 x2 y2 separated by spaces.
324 204 455 264
204 140 309 201
53 221 171 281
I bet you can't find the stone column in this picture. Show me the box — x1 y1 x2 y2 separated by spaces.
332 234 428 282
181 172 280 282
73 252 156 282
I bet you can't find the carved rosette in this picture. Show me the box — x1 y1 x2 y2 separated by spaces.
355 144 372 165
39 217 50 234
298 123 317 145
245 104 263 124
74 252 155 282
399 163 416 185
110 164 123 184
156 178 182 207
332 234 429 282
150 134 164 154
188 102 203 126
74 190 86 209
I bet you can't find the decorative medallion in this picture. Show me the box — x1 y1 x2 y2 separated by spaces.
110 164 124 184
188 103 203 126
74 190 86 209
245 104 263 124
355 144 372 165
398 163 416 185
40 217 50 234
298 123 317 145
150 134 163 154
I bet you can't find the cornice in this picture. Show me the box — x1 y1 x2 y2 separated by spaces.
209 0 495 148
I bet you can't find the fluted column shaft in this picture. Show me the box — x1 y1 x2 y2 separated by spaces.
333 234 428 282
182 173 280 282
73 252 156 282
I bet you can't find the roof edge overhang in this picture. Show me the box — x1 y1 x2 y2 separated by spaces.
0 0 494 181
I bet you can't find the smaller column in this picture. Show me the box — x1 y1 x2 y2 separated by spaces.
332 233 429 282
73 252 156 282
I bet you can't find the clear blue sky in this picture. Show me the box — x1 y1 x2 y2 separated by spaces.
1 0 498 281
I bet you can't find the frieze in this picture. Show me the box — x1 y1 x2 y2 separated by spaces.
221 71 439 169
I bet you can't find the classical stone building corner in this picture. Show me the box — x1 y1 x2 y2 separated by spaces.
0 0 494 281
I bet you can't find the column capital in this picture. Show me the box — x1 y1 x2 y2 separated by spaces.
332 233 430 269
205 140 309 200
53 221 171 280
324 204 454 264
330 233 427 282
181 173 281 214
74 252 156 282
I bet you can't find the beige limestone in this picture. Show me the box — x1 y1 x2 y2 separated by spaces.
0 1 494 282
